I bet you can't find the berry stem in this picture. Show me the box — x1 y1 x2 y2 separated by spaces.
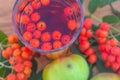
0 62 12 69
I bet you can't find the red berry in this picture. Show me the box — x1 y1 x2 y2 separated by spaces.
31 12 40 22
97 37 107 44
11 43 20 50
9 57 16 65
27 23 36 32
104 44 112 53
30 39 40 48
23 32 32 41
15 56 23 63
17 72 25 80
24 60 32 68
83 18 92 29
6 47 13 56
32 0 41 9
52 30 62 40
110 38 118 47
107 55 115 62
6 73 17 80
13 49 21 57
111 62 120 71
88 54 97 64
61 35 71 45
98 44 106 51
2 50 9 59
86 30 93 38
80 28 87 36
100 22 110 31
79 40 90 52
41 42 52 50
101 52 108 61
79 36 88 42
24 67 32 74
96 29 108 38
14 63 24 72
41 32 51 42
22 51 29 59
111 47 120 56
116 56 120 63
21 14 30 24
41 0 50 6
53 41 62 49
104 61 111 68
64 7 73 16
84 48 95 56
37 21 46 31
33 30 41 38
24 5 33 15
67 20 77 31
8 34 19 44
80 28 86 36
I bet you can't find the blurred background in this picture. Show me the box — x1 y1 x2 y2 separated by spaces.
0 0 120 35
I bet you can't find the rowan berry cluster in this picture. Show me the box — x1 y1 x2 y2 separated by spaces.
96 23 120 74
79 18 97 64
2 34 34 80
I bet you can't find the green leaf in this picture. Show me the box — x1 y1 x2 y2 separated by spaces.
88 0 98 13
92 24 99 31
0 67 5 77
29 59 43 80
115 35 120 41
0 31 8 45
103 15 120 23
96 58 113 72
98 0 116 7
80 0 84 4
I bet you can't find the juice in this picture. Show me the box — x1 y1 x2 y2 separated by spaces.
14 0 82 52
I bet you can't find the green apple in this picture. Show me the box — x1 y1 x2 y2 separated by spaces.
91 73 120 80
43 54 89 80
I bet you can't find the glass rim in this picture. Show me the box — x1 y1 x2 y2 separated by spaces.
12 0 84 53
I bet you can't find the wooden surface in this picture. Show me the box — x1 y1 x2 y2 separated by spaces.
0 0 120 35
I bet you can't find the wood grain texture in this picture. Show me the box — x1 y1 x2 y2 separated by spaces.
0 0 120 35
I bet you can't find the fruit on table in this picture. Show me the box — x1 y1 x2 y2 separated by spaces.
91 73 120 80
43 54 89 80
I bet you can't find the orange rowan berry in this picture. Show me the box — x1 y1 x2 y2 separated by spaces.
64 7 73 16
52 30 61 40
22 51 30 59
13 49 21 57
17 72 25 80
53 41 62 49
6 73 17 80
24 67 32 74
27 23 36 32
97 37 107 44
61 35 71 44
100 22 110 31
31 12 40 22
37 21 46 31
41 0 50 6
30 39 40 48
2 50 9 58
111 62 120 71
15 56 23 63
33 30 41 39
79 40 90 51
104 61 111 68
101 52 108 61
21 14 30 24
41 32 51 42
14 63 24 72
23 32 32 41
24 5 33 15
6 47 13 56
41 42 52 50
67 20 77 31
25 74 31 79
110 38 118 47
79 36 88 42
9 57 16 65
32 0 41 9
88 54 97 64
8 34 19 44
11 43 20 50
95 29 108 38
24 60 32 68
